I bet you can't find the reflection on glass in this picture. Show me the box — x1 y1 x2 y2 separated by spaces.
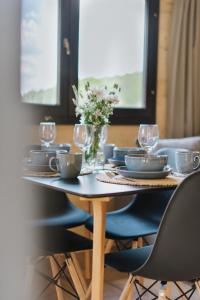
79 0 146 108
21 0 59 105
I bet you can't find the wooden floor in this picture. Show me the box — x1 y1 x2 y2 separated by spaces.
33 257 199 300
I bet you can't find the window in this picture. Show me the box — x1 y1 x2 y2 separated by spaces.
21 0 159 124
21 0 59 106
20 0 79 123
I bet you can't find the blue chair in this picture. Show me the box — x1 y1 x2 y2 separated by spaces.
105 171 200 300
86 190 174 250
29 184 90 228
27 184 92 300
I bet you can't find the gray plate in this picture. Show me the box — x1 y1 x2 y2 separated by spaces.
116 166 172 179
23 162 53 172
108 158 125 167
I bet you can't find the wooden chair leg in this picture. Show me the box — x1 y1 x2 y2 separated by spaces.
138 237 143 247
126 284 134 300
124 240 138 300
84 250 91 280
86 282 92 300
176 282 188 300
158 282 167 300
119 275 135 300
165 282 173 299
105 239 114 253
137 238 144 286
195 280 200 295
49 256 65 300
132 240 138 248
70 253 87 293
66 256 86 300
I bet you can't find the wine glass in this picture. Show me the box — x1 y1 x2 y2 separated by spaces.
39 122 56 148
138 124 159 154
73 124 93 168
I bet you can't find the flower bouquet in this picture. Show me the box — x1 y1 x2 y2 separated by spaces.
72 82 120 166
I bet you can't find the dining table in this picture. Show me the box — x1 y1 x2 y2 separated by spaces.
23 172 176 300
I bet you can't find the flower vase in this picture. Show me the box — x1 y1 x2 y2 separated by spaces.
85 125 107 169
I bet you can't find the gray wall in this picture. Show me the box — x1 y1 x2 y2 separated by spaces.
0 1 31 299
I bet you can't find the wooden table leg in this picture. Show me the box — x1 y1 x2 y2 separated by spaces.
91 199 107 300
79 196 110 300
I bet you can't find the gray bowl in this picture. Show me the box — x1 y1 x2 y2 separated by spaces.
29 150 56 166
113 147 146 160
125 154 168 172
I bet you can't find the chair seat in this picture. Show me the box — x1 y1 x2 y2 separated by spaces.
105 245 153 273
86 213 159 240
31 207 90 229
31 227 93 257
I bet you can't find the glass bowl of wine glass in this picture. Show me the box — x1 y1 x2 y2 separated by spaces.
39 122 56 148
138 124 159 154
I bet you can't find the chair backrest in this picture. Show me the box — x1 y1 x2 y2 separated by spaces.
27 183 72 220
137 171 200 281
130 190 174 225
155 148 188 172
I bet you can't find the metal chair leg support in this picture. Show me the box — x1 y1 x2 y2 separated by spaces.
52 255 78 295
49 255 65 300
174 282 196 300
34 264 78 299
65 255 87 300
135 279 158 300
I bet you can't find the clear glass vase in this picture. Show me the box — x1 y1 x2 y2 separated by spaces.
85 125 107 170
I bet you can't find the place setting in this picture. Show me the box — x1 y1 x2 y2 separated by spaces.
23 122 72 177
97 124 184 187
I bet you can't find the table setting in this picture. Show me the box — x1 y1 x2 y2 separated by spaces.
23 82 200 187
23 122 72 177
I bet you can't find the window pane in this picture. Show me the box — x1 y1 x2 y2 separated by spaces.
79 0 146 108
21 0 59 105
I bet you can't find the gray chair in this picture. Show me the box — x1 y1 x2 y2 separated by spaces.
154 136 200 152
155 147 188 172
26 184 92 300
105 171 200 300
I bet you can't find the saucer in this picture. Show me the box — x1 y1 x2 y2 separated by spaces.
116 166 172 179
108 158 125 167
23 161 53 172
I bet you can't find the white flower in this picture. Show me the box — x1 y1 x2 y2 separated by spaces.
90 86 106 98
94 109 102 118
72 82 121 125
105 94 120 104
